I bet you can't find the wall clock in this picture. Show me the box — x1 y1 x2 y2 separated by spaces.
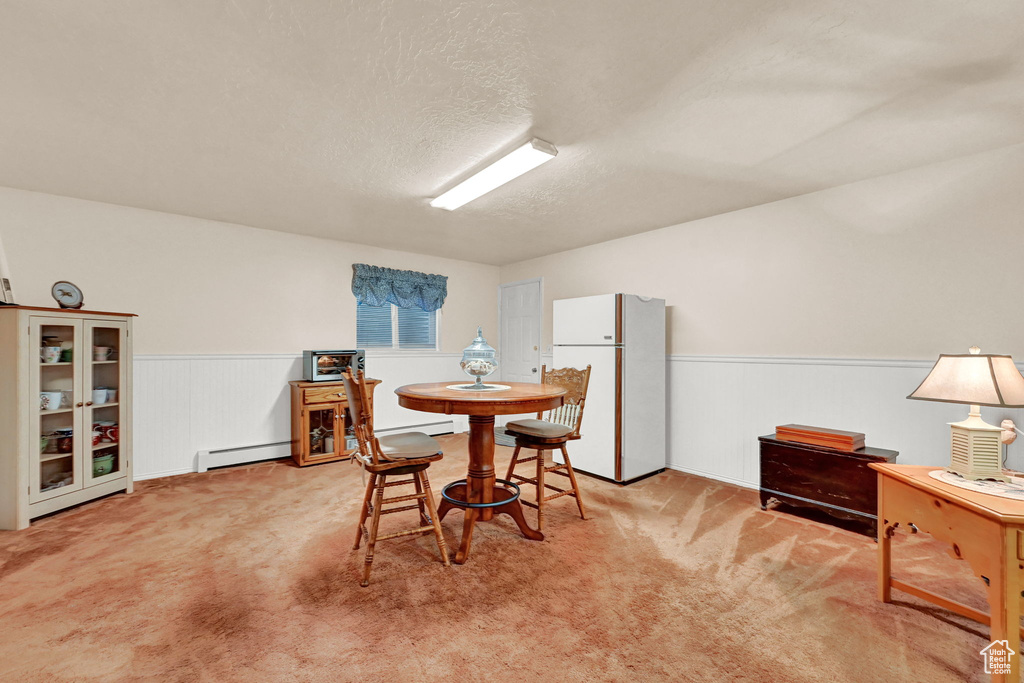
51 281 84 309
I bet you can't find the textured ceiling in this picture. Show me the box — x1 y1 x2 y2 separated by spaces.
1 2 1023 265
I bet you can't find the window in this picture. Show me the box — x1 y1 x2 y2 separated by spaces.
357 302 438 350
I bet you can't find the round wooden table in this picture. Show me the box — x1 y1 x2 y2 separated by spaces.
395 381 566 564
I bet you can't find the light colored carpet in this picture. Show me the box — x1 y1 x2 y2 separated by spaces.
0 434 995 682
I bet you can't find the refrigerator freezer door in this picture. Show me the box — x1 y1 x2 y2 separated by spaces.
553 294 618 346
552 344 617 480
620 295 667 480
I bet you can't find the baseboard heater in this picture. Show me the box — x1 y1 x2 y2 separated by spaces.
195 420 457 473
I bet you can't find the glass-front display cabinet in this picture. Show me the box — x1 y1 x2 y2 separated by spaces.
0 307 134 530
289 378 380 466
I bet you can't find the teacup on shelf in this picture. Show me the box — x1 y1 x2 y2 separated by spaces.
40 391 63 411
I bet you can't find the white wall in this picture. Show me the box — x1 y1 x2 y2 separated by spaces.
0 187 498 479
7 139 1024 487
0 186 498 355
511 144 1024 486
503 143 1024 360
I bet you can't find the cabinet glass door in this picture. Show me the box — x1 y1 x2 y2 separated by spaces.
31 317 84 501
306 406 340 459
84 320 128 485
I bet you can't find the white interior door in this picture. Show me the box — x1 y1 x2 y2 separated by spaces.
498 278 542 429
499 278 542 385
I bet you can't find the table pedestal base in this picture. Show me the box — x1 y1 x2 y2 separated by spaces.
437 483 544 564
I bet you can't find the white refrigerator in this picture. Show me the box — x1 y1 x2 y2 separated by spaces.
552 293 666 483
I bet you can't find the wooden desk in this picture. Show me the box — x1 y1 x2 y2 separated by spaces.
395 381 565 564
871 464 1024 682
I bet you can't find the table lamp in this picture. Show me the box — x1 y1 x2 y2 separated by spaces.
908 347 1024 481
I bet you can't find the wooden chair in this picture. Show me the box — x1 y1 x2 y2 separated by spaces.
503 365 591 530
341 368 450 586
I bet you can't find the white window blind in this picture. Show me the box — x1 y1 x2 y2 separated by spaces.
357 303 438 350
397 306 437 349
356 303 393 348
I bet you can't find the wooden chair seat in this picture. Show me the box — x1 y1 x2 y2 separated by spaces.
364 459 433 476
505 419 574 440
342 369 450 586
378 432 444 458
504 365 591 531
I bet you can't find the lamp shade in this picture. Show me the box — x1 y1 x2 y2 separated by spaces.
907 354 1024 408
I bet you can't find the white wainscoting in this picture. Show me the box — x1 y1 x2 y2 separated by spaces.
132 352 469 480
133 352 1024 488
667 355 1024 489
541 353 1024 490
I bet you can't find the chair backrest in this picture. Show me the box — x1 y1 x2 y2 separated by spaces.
538 364 592 438
341 368 381 466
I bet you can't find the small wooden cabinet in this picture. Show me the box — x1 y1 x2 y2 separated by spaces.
289 379 379 466
759 434 897 537
0 306 135 530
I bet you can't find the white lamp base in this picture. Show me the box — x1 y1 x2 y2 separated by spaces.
947 406 1009 482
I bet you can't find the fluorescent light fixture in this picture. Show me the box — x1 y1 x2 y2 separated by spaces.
430 138 557 210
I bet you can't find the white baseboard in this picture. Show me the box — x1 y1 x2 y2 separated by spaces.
196 441 294 473
133 467 194 481
666 463 758 490
190 421 459 474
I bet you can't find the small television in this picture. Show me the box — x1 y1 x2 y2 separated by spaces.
303 349 365 382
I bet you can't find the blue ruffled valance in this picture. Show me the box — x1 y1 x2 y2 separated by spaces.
351 264 448 312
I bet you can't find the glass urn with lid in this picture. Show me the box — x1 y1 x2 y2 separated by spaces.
460 326 498 388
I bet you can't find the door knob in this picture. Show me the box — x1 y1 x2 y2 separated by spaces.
75 402 84 408
85 401 94 406
532 368 538 373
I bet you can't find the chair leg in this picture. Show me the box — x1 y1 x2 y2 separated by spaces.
353 472 377 550
418 470 451 567
360 474 387 587
561 445 587 520
413 471 427 524
505 444 522 481
536 449 546 530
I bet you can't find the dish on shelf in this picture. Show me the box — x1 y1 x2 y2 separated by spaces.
42 471 73 491
92 454 115 477
54 428 73 453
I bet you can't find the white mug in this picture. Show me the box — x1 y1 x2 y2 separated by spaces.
94 346 113 361
41 347 61 363
40 391 63 411
106 389 117 403
92 388 108 405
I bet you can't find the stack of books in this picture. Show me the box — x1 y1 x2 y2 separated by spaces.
775 424 865 452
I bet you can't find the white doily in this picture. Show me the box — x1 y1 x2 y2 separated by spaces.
928 469 1024 501
445 383 511 392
